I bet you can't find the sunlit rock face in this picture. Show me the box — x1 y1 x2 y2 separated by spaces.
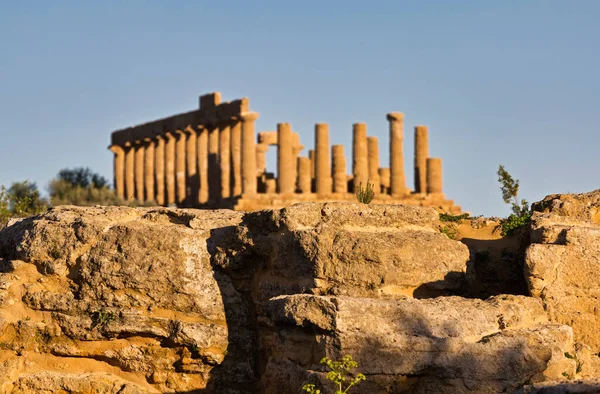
1 198 598 393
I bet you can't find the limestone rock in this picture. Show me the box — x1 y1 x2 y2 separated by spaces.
7 372 153 394
525 199 600 352
1 201 595 393
517 379 600 394
241 202 470 301
0 205 248 393
531 189 600 224
264 294 574 393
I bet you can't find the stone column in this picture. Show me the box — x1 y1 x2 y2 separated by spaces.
241 112 259 195
332 145 347 194
165 132 177 205
109 145 125 200
277 123 294 194
297 157 311 194
125 145 135 201
219 122 231 199
154 136 166 205
309 149 316 178
208 125 220 201
387 112 406 196
197 126 209 204
256 144 268 176
185 126 198 206
367 136 380 195
426 158 443 194
352 123 368 192
144 139 155 202
414 125 429 194
379 168 390 194
135 142 145 202
292 132 302 185
175 131 187 205
315 123 331 195
231 119 242 196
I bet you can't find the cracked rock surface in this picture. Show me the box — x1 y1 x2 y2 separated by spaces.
0 200 597 393
526 190 600 353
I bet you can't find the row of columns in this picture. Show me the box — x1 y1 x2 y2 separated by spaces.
265 113 443 197
109 112 260 205
110 106 443 206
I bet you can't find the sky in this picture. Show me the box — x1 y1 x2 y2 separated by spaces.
1 1 598 217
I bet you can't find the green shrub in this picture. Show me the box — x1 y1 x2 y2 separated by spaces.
439 213 470 222
48 167 122 207
303 355 366 394
501 212 531 236
0 186 10 228
7 181 48 216
355 181 374 204
48 179 122 206
497 165 531 236
440 225 458 240
56 167 109 189
0 181 49 229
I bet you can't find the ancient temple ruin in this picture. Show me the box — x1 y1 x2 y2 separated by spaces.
109 92 460 212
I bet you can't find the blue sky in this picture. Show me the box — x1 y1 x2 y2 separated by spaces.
1 1 598 216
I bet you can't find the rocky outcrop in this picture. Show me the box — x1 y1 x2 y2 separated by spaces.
239 202 470 303
263 294 574 393
518 379 600 394
0 206 250 393
1 199 598 393
525 190 600 353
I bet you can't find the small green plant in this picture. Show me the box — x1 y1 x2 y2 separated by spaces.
440 225 458 240
302 355 366 394
439 213 470 222
49 247 61 259
34 328 52 344
501 213 531 236
355 181 374 204
564 351 583 375
497 165 531 236
92 308 117 328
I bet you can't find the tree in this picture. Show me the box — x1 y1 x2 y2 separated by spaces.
497 165 529 216
49 167 120 207
7 181 48 215
57 167 109 189
497 165 530 235
0 181 49 229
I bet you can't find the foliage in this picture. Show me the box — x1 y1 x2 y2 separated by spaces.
0 186 10 228
497 165 531 236
92 308 117 328
501 212 531 236
355 181 374 204
48 179 122 206
303 355 366 394
562 351 583 378
439 213 470 222
7 181 48 216
440 225 458 240
49 167 121 206
57 167 109 189
0 181 49 229
497 165 529 217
